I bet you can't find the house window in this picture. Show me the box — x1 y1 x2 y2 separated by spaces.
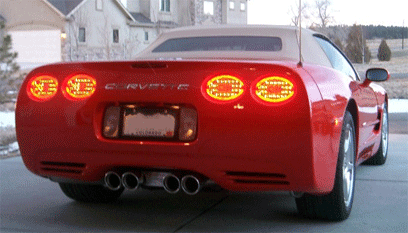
240 2 245 11
160 0 170 12
79 27 86 42
113 29 119 43
144 31 149 41
204 1 214 15
96 0 103 11
229 1 235 10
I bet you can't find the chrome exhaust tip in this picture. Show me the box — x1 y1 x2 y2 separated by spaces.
163 174 181 194
104 171 122 190
181 175 201 195
122 172 144 190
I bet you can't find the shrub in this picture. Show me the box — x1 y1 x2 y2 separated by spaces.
377 39 391 61
1 21 23 103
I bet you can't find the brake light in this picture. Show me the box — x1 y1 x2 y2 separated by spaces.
251 76 295 104
27 75 58 102
62 74 96 100
203 75 244 103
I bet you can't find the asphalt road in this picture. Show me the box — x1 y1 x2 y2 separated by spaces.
389 112 408 134
1 134 407 232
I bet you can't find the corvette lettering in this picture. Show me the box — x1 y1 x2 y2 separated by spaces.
105 83 189 91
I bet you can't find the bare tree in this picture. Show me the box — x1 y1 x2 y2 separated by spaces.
189 0 195 25
98 12 112 60
66 5 142 61
123 31 141 60
289 1 309 27
314 0 333 28
150 8 163 35
67 8 89 61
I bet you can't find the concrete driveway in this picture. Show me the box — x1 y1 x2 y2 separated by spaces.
1 134 407 232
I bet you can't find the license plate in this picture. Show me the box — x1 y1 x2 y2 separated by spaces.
122 107 176 138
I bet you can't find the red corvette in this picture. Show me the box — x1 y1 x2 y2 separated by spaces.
16 25 389 221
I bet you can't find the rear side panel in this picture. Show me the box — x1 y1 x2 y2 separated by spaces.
16 60 335 193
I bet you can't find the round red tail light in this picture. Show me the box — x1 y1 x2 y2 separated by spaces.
62 74 96 100
251 76 295 104
27 75 58 102
203 75 244 103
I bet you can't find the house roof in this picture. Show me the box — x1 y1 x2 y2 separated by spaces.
130 13 153 24
45 0 135 21
46 0 84 16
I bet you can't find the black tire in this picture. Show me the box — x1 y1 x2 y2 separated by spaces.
296 111 356 221
59 183 124 203
364 102 388 165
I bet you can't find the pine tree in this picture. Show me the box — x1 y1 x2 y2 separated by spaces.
345 24 371 63
377 39 391 61
0 21 22 103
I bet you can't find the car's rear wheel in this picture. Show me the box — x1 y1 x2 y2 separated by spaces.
59 183 124 203
364 102 388 165
295 111 356 221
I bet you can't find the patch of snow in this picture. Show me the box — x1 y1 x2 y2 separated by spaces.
8 141 19 153
0 142 19 156
0 111 15 128
389 99 408 113
0 148 7 155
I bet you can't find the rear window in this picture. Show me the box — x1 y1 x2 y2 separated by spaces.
152 36 282 52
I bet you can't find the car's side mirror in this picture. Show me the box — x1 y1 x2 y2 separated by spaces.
363 68 389 86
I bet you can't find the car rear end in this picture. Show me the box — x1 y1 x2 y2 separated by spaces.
15 59 332 194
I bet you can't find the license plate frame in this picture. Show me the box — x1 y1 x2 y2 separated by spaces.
121 106 178 139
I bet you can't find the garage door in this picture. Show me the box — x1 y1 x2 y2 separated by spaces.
10 30 61 64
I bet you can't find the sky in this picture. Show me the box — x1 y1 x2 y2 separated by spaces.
247 0 406 27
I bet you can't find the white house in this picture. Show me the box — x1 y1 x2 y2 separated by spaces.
0 0 247 67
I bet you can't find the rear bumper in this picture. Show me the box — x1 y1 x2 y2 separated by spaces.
17 109 333 194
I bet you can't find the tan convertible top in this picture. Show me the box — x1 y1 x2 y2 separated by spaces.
137 25 332 67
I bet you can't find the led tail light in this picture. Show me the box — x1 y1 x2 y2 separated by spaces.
103 106 121 138
62 74 96 100
203 75 244 103
27 75 58 102
179 107 198 141
251 76 295 104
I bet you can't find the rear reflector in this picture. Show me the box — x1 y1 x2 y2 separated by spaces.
203 75 244 103
103 106 121 138
251 76 295 104
27 75 58 102
62 74 96 100
179 107 198 141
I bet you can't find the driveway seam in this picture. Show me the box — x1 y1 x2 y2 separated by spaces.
172 194 229 233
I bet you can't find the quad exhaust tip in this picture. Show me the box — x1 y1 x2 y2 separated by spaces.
104 171 122 191
181 175 201 195
105 171 204 195
163 174 181 194
122 172 144 190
